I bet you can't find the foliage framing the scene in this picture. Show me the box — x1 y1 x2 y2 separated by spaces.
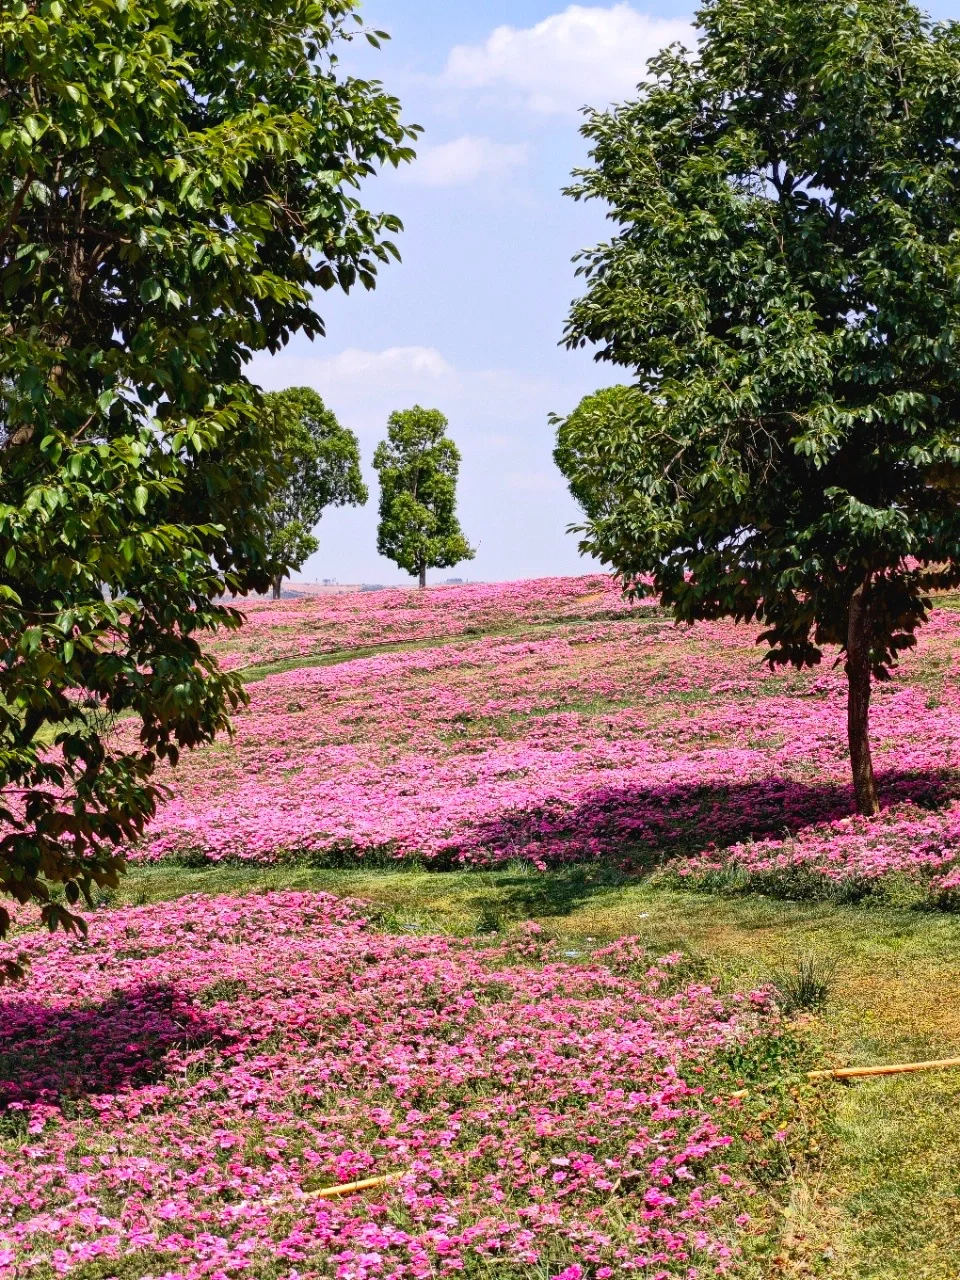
373 405 475 588
259 387 367 599
556 0 960 815
0 0 417 949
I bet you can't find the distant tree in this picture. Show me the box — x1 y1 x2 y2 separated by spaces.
261 388 367 599
373 407 474 588
0 0 416 955
556 0 960 817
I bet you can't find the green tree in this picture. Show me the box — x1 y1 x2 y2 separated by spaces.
373 406 474 588
553 386 640 526
261 387 367 599
0 0 416 953
555 0 960 817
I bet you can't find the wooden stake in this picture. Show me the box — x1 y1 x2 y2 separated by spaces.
806 1056 960 1082
308 1172 404 1199
728 1055 960 1099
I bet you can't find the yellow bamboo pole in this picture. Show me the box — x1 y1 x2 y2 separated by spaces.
806 1056 960 1082
728 1055 960 1100
309 1172 405 1199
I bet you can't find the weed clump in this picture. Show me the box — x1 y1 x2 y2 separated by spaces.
771 954 837 1016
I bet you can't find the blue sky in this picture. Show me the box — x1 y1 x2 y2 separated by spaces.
250 1 960 587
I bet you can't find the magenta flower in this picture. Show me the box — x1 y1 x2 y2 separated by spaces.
0 891 781 1278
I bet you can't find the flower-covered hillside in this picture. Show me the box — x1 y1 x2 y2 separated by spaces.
138 582 960 903
0 892 790 1279
209 575 646 671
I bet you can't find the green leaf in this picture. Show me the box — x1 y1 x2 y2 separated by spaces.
0 0 414 922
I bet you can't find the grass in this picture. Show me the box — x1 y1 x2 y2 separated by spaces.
103 859 960 1279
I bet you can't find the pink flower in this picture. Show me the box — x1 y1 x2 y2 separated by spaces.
0 891 777 1279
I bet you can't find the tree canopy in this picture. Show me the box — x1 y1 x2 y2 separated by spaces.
0 0 416 952
260 387 367 599
555 0 960 815
373 406 474 588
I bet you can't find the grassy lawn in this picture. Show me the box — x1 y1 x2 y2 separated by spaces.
112 860 960 1279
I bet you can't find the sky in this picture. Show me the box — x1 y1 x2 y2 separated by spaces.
249 0 960 588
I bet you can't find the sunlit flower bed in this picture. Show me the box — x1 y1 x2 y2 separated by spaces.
0 892 790 1279
210 575 646 671
137 595 960 901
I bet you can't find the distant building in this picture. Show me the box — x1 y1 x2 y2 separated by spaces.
444 578 466 585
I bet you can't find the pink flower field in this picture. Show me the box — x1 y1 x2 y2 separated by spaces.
209 576 643 672
138 578 960 906
6 573 960 1278
0 892 793 1279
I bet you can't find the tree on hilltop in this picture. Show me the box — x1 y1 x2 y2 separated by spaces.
0 0 417 955
373 407 474 589
260 388 367 600
555 0 960 816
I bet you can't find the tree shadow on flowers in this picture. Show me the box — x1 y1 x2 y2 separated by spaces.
459 768 956 910
0 983 222 1111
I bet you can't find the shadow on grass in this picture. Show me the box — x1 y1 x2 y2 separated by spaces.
471 863 634 923
0 983 221 1108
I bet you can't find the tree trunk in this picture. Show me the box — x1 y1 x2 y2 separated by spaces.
418 561 426 590
272 574 283 601
847 576 880 816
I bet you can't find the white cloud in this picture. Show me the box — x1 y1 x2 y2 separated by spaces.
402 136 529 188
300 346 454 381
443 4 691 116
249 345 554 439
